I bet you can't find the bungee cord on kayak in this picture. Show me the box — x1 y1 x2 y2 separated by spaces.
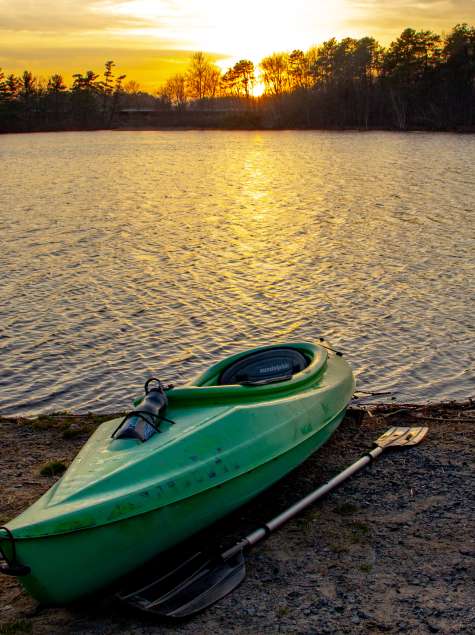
111 378 175 442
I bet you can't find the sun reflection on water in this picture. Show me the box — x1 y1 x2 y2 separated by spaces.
0 131 473 415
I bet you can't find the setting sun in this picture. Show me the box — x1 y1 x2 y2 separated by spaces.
1 0 474 88
115 0 347 62
103 0 348 89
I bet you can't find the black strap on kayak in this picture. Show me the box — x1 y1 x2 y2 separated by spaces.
111 378 176 441
0 527 30 577
159 415 176 425
111 410 162 438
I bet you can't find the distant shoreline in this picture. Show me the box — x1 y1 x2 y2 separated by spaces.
1 125 475 135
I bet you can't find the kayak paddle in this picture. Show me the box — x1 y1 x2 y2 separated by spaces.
117 426 428 618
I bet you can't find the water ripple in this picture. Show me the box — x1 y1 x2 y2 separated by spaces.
0 130 474 414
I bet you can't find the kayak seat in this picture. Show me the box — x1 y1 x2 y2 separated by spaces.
218 348 309 386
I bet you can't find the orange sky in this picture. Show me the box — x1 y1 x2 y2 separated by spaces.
1 1 474 91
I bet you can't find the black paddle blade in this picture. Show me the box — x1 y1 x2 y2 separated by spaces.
117 549 246 619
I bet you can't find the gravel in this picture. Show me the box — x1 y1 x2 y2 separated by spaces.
0 401 474 634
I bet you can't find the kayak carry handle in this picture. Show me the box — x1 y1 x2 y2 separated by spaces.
144 377 164 394
0 527 30 577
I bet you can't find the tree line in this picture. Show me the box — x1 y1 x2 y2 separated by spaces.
1 23 474 132
0 61 140 131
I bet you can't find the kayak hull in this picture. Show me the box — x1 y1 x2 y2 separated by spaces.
17 408 345 604
1 341 354 604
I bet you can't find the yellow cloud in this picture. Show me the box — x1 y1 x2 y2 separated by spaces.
0 0 473 89
341 0 475 41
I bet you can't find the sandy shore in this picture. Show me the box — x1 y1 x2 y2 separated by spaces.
0 401 473 634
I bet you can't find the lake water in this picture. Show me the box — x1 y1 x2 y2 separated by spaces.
0 130 473 415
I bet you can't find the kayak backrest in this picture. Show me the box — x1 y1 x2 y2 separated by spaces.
218 348 310 386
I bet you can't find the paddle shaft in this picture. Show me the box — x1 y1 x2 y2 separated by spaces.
222 445 383 560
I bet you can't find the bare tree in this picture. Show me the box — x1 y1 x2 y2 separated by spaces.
161 74 187 109
260 53 289 95
204 65 221 98
186 52 221 100
123 80 142 95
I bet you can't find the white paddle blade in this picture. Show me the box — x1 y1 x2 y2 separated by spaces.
375 426 429 448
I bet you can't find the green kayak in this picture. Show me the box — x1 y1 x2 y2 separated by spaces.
0 341 354 604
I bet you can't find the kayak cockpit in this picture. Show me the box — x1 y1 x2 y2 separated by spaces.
193 342 324 389
216 347 310 386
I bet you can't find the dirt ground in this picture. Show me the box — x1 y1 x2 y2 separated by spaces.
0 401 473 634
